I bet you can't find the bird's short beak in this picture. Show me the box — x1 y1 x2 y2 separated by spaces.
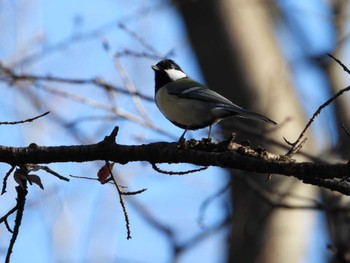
151 65 159 71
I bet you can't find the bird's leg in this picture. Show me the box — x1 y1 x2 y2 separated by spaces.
178 128 188 143
207 125 212 141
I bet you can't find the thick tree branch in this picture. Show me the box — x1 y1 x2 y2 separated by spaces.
0 129 349 194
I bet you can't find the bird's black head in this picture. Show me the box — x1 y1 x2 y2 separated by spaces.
152 59 183 72
152 59 187 93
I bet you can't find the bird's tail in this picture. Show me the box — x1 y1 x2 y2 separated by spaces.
230 107 277 125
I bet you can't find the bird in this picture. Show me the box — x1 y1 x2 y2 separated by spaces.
152 59 276 141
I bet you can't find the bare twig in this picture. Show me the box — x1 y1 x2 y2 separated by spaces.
102 41 152 123
286 55 350 156
328 53 350 75
121 188 147 195
114 49 164 59
0 206 18 224
9 2 169 67
0 111 49 125
0 63 153 101
286 138 307 157
115 57 151 122
25 164 69 181
103 125 119 143
4 219 13 233
32 82 174 138
36 82 144 125
175 216 231 260
198 182 231 228
286 85 350 156
0 62 177 140
70 174 101 181
118 23 171 58
340 123 350 139
105 161 132 239
238 175 350 212
39 166 69 181
5 183 28 263
151 163 208 175
127 198 176 245
1 166 15 195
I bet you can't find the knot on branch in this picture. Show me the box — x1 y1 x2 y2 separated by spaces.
101 126 119 145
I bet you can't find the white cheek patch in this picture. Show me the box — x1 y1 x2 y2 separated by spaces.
165 69 187 81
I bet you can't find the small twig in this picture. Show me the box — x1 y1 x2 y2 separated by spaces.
118 23 169 58
0 111 50 125
1 166 15 195
114 49 162 59
34 82 172 137
340 123 350 139
25 164 69 182
287 138 307 157
127 198 175 241
38 165 69 181
151 163 208 175
198 182 231 228
8 2 168 67
286 85 350 156
121 188 147 195
103 126 119 144
283 136 293 146
4 219 13 233
328 53 350 75
113 54 152 123
105 161 132 239
300 176 350 196
70 174 100 181
286 54 350 156
0 205 18 224
0 64 176 139
102 42 152 124
238 175 350 211
0 64 153 101
5 183 28 263
176 216 232 258
70 174 115 185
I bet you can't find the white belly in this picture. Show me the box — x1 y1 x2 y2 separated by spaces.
155 87 213 128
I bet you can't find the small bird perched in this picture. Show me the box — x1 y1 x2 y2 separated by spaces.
152 59 276 141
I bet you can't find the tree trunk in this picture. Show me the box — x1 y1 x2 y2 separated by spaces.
324 1 350 261
177 0 318 262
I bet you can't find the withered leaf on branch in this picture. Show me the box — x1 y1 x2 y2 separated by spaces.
27 174 44 190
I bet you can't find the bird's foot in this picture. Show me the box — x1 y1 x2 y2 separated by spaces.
202 137 212 144
177 136 187 149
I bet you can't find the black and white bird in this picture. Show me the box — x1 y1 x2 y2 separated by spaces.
152 59 276 141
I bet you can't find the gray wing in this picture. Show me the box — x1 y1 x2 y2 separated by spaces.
166 78 241 107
